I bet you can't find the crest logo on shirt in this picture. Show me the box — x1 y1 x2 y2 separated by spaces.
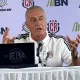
45 51 53 60
22 0 34 8
48 51 53 58
49 51 53 58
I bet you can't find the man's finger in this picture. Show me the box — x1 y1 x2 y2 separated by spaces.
78 34 80 42
4 28 9 34
66 36 71 42
3 38 9 44
73 40 79 47
69 43 77 50
78 34 80 38
76 37 80 43
10 37 16 43
3 33 9 38
3 37 15 44
3 29 10 37
3 35 10 42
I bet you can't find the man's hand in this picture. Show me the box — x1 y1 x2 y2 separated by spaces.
66 35 79 52
76 34 80 43
66 35 80 66
66 35 80 58
2 29 16 44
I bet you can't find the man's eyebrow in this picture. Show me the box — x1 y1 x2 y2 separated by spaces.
39 15 44 18
30 17 36 20
30 15 44 20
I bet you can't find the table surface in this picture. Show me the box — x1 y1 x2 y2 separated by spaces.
0 66 80 73
0 66 80 80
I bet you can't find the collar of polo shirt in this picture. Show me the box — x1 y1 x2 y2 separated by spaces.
29 32 50 47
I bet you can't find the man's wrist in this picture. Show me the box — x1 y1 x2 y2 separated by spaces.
74 51 79 59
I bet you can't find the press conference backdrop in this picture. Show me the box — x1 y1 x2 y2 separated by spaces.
0 0 80 66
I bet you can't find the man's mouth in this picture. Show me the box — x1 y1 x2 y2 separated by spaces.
37 28 42 30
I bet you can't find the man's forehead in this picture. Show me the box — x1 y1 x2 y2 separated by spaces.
30 15 44 20
27 9 45 16
27 8 44 13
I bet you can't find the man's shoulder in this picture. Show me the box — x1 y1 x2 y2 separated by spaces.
16 33 29 39
14 33 30 43
49 34 67 42
49 34 69 45
50 34 70 50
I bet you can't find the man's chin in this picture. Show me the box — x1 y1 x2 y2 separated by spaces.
36 31 44 34
36 32 46 37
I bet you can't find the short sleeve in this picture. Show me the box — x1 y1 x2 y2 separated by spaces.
14 38 26 43
61 38 72 66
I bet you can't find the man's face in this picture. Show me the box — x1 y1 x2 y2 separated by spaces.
26 9 47 37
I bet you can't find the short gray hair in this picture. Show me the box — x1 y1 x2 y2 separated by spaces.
25 6 45 20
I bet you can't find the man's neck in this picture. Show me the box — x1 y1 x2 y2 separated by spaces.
31 33 47 42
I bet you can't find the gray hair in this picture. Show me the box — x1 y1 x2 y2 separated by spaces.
25 6 45 21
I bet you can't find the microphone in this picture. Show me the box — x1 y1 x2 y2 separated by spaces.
36 41 47 66
36 41 43 63
36 41 43 57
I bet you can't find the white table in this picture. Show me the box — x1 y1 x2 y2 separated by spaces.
0 66 80 80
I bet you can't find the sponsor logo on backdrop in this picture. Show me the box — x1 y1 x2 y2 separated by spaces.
22 22 30 33
0 0 11 11
22 20 60 34
72 22 80 32
22 0 34 8
47 0 68 7
0 0 7 7
0 27 8 35
47 20 60 34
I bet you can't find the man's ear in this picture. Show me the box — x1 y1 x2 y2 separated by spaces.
26 22 29 29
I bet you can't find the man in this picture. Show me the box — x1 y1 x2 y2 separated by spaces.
2 6 80 66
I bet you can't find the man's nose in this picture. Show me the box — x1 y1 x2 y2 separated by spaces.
35 20 41 26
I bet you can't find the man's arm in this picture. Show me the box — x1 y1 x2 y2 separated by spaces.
69 51 80 66
2 29 16 44
66 35 80 66
69 57 80 66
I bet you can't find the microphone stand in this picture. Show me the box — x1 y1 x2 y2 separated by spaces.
36 41 46 66
37 42 43 63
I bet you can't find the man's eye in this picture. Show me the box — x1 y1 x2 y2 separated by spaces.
32 19 36 22
39 18 43 20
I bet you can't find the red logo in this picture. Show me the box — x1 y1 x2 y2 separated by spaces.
22 0 34 8
49 51 53 57
47 20 60 34
47 51 53 58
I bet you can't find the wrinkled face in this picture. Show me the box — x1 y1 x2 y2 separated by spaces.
26 9 47 37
